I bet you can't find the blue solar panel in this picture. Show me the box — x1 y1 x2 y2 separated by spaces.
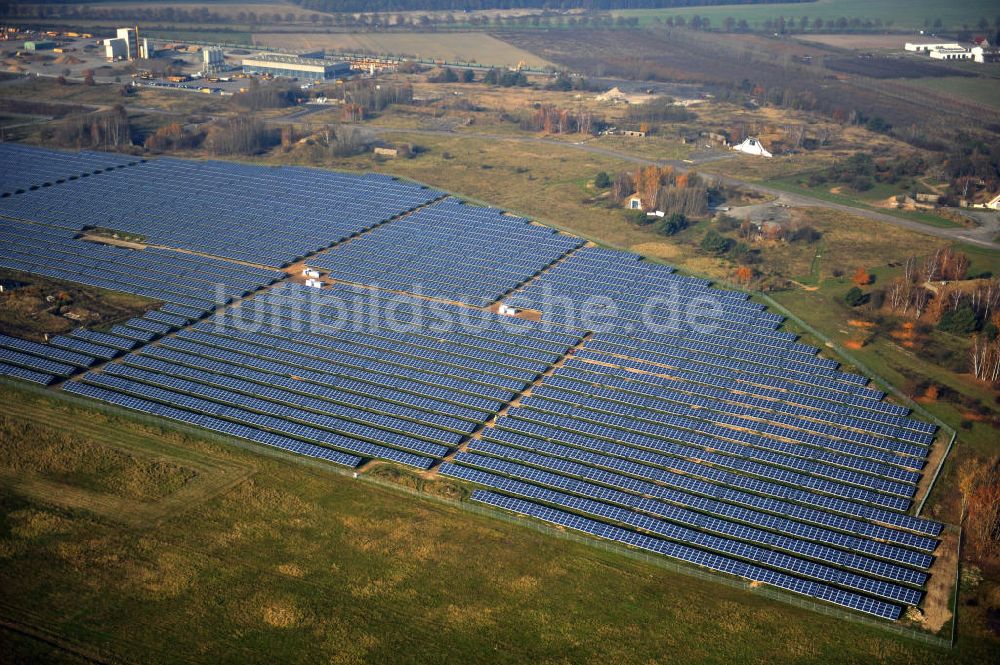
470 490 903 621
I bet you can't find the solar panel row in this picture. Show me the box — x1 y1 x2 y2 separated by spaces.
0 217 282 316
0 143 139 197
308 198 585 306
0 151 444 266
471 490 903 621
443 462 926 588
62 380 363 468
446 452 932 568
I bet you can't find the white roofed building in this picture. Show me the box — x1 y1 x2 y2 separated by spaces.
732 137 772 158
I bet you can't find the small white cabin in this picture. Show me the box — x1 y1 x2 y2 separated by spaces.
498 304 522 317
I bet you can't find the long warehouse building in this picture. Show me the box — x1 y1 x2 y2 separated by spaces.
241 54 351 81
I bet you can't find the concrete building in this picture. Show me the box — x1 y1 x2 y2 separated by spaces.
201 48 226 72
904 42 963 52
104 37 127 61
972 45 1000 63
929 46 973 60
241 54 350 81
732 137 772 158
116 27 139 60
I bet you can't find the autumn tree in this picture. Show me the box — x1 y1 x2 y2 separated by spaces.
734 265 754 286
959 457 1000 559
852 267 871 286
970 333 1000 382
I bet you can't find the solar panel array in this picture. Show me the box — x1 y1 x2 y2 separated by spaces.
0 149 444 266
60 283 584 471
0 332 101 385
307 198 585 307
422 246 944 620
0 148 946 622
0 143 140 198
0 217 284 316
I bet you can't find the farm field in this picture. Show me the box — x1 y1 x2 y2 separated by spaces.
2 379 997 664
892 76 1000 110
794 34 914 50
251 32 554 68
616 0 998 32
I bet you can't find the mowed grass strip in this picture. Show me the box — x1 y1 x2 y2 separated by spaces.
0 380 995 663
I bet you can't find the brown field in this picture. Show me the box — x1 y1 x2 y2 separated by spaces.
795 34 908 50
252 32 553 68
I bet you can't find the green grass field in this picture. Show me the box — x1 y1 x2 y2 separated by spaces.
616 0 998 32
2 380 999 663
763 177 961 228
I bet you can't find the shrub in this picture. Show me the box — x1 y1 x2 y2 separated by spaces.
843 287 868 307
625 209 648 226
594 171 611 189
715 214 740 231
700 229 732 254
938 302 979 334
850 175 873 192
788 224 821 243
656 212 689 236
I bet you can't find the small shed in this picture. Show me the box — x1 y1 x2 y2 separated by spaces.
25 40 57 51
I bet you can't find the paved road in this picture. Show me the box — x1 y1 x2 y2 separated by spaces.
354 124 1000 250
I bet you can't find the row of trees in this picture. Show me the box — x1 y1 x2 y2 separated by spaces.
958 457 1000 561
203 115 277 156
519 105 596 135
605 165 709 219
880 250 975 319
343 80 414 113
427 67 475 84
45 106 131 151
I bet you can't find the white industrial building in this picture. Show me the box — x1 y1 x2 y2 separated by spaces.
104 37 127 61
929 46 973 61
732 137 772 158
203 47 224 68
904 42 963 52
903 40 996 63
116 27 138 60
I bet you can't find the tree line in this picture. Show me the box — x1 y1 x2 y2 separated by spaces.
289 1 805 14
